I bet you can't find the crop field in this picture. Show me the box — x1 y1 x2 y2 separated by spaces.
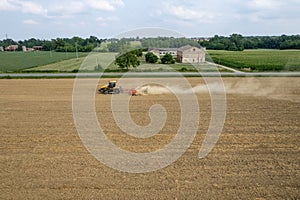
1 50 300 73
208 49 300 71
0 51 87 72
0 77 299 199
26 52 118 72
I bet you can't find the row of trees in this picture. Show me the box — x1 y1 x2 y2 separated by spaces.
145 52 175 64
199 34 300 51
0 36 103 52
1 34 299 52
141 37 200 48
105 37 201 52
115 51 176 70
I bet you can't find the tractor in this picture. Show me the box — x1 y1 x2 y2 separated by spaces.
98 80 122 94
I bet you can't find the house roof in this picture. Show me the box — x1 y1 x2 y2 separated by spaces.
177 45 196 52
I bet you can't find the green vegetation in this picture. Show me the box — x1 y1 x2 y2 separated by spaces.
161 53 175 64
145 52 159 63
1 44 299 73
0 51 87 72
26 52 117 72
0 36 102 52
200 34 300 51
208 50 300 71
114 50 142 70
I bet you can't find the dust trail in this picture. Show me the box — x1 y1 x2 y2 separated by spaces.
135 84 219 95
135 78 299 103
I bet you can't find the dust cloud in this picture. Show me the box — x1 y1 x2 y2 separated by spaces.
135 78 299 103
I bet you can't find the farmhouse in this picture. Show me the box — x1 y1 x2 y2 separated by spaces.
177 45 206 63
149 45 206 63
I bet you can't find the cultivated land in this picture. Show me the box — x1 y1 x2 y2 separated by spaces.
0 51 87 72
0 77 299 199
1 49 300 73
208 50 300 71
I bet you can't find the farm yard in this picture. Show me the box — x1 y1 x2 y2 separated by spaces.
0 77 299 199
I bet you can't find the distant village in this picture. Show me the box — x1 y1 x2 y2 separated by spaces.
0 45 43 52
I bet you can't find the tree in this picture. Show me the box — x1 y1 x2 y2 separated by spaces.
115 51 140 70
161 53 175 64
229 34 244 51
145 52 159 63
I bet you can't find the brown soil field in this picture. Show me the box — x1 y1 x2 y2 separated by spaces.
0 77 299 199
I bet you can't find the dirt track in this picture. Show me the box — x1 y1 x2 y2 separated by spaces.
0 78 299 199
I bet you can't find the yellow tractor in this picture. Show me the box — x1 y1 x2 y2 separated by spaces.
98 80 122 94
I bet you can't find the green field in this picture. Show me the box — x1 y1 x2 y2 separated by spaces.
1 49 300 73
208 50 300 71
0 51 87 72
26 52 117 72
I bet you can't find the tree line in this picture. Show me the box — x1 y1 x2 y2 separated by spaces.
1 34 299 52
199 34 300 51
0 36 103 52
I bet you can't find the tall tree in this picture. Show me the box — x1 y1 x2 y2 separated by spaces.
115 51 141 70
161 53 175 64
145 52 159 63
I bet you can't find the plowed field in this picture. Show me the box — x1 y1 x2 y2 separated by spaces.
1 78 299 199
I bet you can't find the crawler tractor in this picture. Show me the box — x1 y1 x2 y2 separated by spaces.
98 81 121 94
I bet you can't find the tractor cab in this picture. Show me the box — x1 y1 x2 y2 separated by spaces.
108 81 116 88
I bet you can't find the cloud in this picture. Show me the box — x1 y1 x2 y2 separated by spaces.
86 0 124 11
0 0 124 19
248 0 282 10
0 0 47 16
161 1 218 23
0 0 18 10
19 1 47 15
23 19 39 24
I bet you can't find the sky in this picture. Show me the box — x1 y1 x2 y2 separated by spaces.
0 0 299 40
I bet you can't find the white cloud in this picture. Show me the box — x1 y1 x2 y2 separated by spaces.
86 0 124 11
19 1 47 16
161 2 217 23
45 0 125 19
0 0 18 10
249 0 282 10
23 19 39 24
0 0 47 16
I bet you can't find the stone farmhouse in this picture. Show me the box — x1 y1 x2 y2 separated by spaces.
177 45 206 63
149 45 206 63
